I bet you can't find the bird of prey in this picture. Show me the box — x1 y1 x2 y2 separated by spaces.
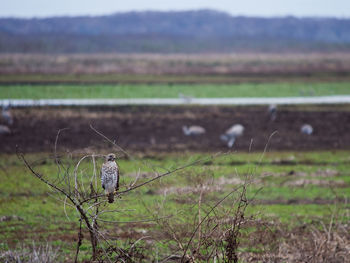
101 153 119 203
182 125 206 136
220 124 245 148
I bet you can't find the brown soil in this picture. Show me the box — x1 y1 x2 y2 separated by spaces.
1 105 350 153
4 53 350 74
2 53 350 84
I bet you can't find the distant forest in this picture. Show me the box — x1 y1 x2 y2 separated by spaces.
1 9 350 53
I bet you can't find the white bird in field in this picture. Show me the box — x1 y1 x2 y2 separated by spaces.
268 104 277 121
301 124 313 135
0 125 11 135
101 153 119 203
2 104 13 126
182 125 206 136
220 124 244 148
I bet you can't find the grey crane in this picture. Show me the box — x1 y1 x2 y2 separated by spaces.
182 125 206 136
301 124 313 135
220 124 244 148
268 104 277 121
2 104 13 126
0 125 11 135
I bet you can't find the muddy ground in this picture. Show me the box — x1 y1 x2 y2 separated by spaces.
2 53 350 84
1 105 350 153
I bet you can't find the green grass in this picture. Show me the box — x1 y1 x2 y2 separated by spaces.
1 151 349 260
1 82 350 99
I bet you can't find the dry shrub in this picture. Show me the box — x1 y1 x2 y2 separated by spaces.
141 166 257 263
0 243 60 263
238 216 350 263
18 126 218 262
97 239 151 263
277 222 350 263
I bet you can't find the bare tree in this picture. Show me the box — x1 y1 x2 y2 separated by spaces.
18 126 215 262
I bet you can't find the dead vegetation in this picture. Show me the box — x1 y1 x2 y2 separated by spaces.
0 242 60 263
2 53 350 78
276 222 350 263
156 176 245 195
283 178 346 187
6 127 349 262
17 126 229 262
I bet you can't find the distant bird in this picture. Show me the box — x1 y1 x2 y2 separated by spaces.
268 104 277 121
299 89 315 97
220 124 244 148
182 125 206 136
2 104 13 126
301 124 313 135
0 125 11 135
101 153 119 203
178 93 193 104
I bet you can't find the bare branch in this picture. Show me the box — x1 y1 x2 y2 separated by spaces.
54 128 70 178
74 219 83 263
258 130 278 164
181 182 251 261
18 152 77 206
80 155 215 205
90 124 132 159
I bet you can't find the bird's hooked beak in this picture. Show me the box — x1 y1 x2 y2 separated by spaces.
107 154 116 161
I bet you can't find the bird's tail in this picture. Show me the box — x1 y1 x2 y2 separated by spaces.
107 192 114 203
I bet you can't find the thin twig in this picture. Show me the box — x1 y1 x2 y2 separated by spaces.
90 124 132 159
96 215 172 224
196 186 204 255
258 130 278 164
80 156 214 205
54 128 69 178
74 218 83 263
181 182 251 261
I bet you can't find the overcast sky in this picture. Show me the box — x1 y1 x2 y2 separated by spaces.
1 0 350 18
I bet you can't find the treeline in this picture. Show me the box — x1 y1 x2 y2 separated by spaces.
1 9 350 53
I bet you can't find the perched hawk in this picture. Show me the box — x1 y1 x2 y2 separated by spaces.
101 153 119 203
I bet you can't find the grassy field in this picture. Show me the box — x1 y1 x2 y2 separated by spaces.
1 82 350 99
1 151 349 261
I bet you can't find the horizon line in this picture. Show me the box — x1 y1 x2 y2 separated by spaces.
1 8 350 20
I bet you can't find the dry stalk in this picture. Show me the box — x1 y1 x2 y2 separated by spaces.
18 126 215 262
